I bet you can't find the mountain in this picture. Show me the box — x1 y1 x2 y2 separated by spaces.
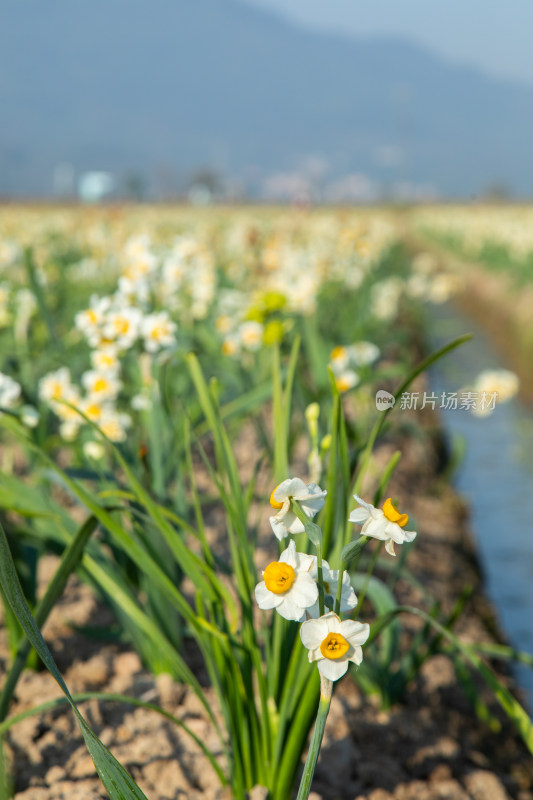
1 0 533 197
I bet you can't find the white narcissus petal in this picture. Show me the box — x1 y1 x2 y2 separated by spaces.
277 595 306 621
352 493 374 512
309 558 331 580
362 516 388 540
348 645 364 666
384 521 406 542
291 574 319 608
269 478 326 540
384 521 416 544
305 600 322 619
318 658 349 682
299 484 327 516
275 478 307 501
270 516 289 540
350 495 417 556
320 611 344 634
340 620 370 646
300 611 368 681
348 508 370 524
340 577 358 612
385 539 397 556
300 617 329 650
306 482 325 496
286 514 305 534
279 539 297 567
296 551 316 572
255 582 283 609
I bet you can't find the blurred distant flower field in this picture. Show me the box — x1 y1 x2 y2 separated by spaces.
412 204 533 401
0 205 421 469
0 204 531 800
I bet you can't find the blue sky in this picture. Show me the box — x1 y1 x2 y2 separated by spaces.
242 0 533 86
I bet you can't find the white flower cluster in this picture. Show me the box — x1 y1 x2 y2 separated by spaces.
0 373 21 410
38 365 131 443
255 479 417 681
212 218 397 360
328 341 380 394
38 234 197 445
0 372 39 428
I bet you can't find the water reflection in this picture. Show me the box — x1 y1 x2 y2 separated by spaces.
428 303 533 708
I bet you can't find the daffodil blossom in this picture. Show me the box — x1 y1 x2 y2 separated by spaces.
0 373 21 408
269 478 327 541
255 539 318 621
306 559 357 618
300 611 369 681
348 494 417 556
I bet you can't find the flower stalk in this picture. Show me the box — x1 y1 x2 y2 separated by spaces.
334 559 345 615
295 675 333 800
290 499 325 615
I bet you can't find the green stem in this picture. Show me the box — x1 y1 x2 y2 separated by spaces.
352 335 472 497
354 541 382 617
295 675 332 800
316 541 325 617
334 560 345 616
290 501 325 615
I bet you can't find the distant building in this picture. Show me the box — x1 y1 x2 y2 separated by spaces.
78 172 115 203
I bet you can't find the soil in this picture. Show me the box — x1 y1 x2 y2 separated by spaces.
406 231 533 405
1 400 533 800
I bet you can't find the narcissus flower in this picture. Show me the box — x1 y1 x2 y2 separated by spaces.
255 540 318 621
306 560 357 618
300 611 369 681
141 311 177 353
0 373 21 408
269 478 327 541
348 494 417 556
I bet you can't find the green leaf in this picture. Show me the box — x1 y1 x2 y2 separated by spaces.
0 691 228 786
0 515 100 722
0 472 60 519
352 574 398 667
371 604 533 754
341 535 369 565
353 333 472 496
304 521 322 547
0 520 149 799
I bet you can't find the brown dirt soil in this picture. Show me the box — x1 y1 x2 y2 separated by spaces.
406 231 533 405
1 402 533 800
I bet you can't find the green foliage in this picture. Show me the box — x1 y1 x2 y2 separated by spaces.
0 208 532 799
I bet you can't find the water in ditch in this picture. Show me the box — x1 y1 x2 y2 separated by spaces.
427 302 533 709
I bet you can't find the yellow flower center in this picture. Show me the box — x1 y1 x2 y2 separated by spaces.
263 561 295 594
86 403 102 420
355 239 370 256
93 377 109 393
330 346 346 362
114 318 130 335
320 632 350 660
382 497 409 528
216 315 231 333
335 376 352 393
269 485 284 510
100 354 115 367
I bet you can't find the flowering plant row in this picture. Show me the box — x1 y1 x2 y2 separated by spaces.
0 207 531 800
